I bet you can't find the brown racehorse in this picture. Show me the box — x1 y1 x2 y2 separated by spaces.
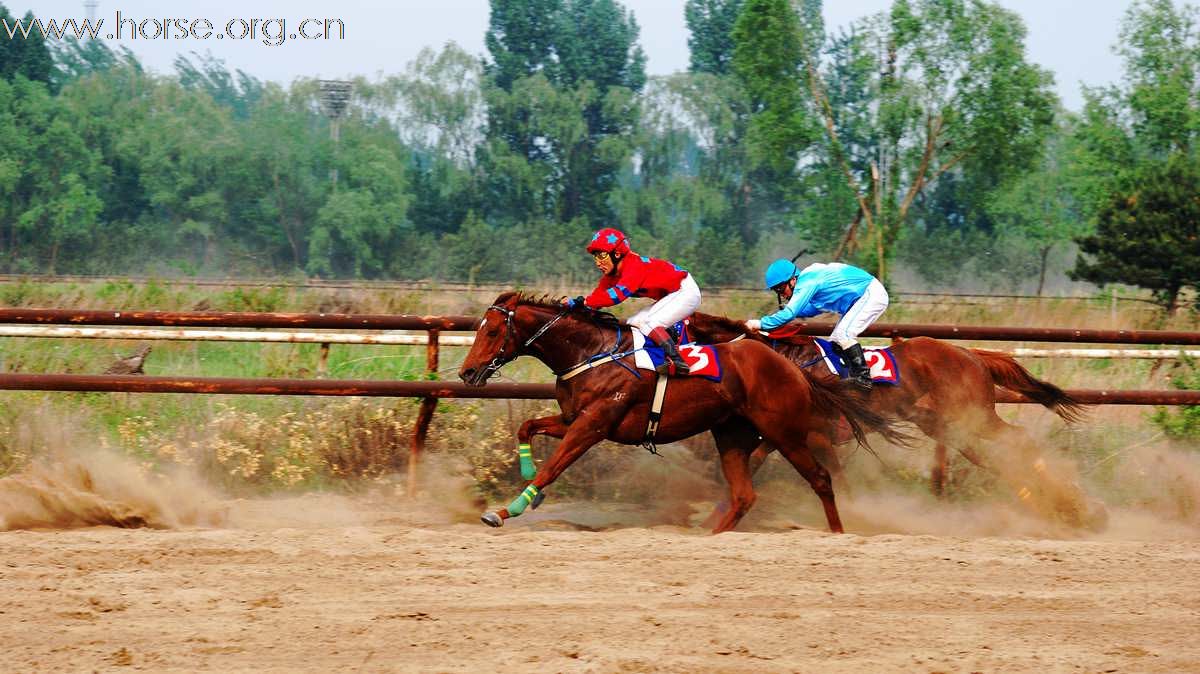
685 312 1107 529
458 292 909 533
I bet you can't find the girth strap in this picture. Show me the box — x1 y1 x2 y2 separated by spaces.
558 354 623 381
642 373 669 455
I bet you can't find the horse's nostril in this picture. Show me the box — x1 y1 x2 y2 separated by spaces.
460 368 475 381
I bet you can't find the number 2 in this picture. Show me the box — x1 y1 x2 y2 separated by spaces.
864 350 892 379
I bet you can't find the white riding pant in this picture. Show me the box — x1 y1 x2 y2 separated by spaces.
628 274 702 336
830 279 889 349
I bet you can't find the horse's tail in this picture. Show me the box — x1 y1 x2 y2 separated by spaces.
972 348 1088 424
802 371 913 449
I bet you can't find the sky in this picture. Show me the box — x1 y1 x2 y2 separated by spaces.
21 0 1131 110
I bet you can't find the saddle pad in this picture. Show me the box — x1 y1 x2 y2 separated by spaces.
632 330 723 381
813 338 900 385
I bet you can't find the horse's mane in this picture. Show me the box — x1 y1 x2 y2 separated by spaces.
691 311 748 336
498 291 622 328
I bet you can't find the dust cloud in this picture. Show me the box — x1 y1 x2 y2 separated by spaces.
0 450 225 530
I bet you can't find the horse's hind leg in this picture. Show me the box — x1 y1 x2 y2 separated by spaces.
709 421 762 534
931 442 949 497
774 441 843 533
700 441 772 530
700 426 848 527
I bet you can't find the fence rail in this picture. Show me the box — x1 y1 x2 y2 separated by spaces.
0 273 1168 305
1 306 1196 493
0 373 1195 406
1 308 1198 344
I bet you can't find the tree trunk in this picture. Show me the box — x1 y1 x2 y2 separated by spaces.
1037 246 1050 296
1166 286 1181 316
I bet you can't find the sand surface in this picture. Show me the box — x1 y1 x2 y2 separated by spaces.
1 482 1197 674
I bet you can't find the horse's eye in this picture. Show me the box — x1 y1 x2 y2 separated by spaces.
485 329 499 337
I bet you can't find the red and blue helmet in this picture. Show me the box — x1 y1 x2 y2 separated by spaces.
587 227 631 256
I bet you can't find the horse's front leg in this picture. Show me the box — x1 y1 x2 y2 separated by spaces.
516 414 568 480
482 412 610 528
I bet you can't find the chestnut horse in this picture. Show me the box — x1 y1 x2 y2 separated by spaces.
458 292 908 533
685 313 1106 529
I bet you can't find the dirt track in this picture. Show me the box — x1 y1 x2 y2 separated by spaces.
1 491 1197 674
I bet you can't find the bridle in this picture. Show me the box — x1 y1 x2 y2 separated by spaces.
467 304 568 385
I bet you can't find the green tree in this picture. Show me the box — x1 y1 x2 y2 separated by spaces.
732 0 814 180
728 0 817 244
685 0 743 75
1071 153 1200 311
1069 1 1200 308
308 116 411 278
0 76 105 272
806 0 1056 277
174 52 264 119
235 85 331 272
987 118 1088 295
0 6 54 86
482 0 646 226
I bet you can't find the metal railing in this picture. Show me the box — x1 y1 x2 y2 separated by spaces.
0 307 1197 491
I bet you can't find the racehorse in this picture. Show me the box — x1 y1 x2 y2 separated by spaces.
685 312 1106 529
458 292 910 534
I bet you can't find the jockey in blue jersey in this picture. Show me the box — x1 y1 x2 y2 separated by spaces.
745 259 890 390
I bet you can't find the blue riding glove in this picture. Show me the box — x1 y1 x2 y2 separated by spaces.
564 296 586 309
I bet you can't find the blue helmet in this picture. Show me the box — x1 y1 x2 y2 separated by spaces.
764 259 798 290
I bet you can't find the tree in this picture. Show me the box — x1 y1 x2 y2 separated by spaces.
0 76 105 272
805 0 1056 277
987 118 1088 295
732 0 814 179
685 0 743 75
1071 153 1200 312
174 52 264 119
1068 1 1200 309
482 0 646 226
729 0 817 243
483 0 563 91
0 6 54 86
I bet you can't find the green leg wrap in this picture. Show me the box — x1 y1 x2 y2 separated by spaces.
517 443 536 480
506 484 541 516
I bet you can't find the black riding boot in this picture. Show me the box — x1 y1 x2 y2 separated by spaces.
649 327 689 376
842 343 873 390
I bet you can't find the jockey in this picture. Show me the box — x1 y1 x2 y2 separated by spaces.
565 227 701 376
746 259 889 390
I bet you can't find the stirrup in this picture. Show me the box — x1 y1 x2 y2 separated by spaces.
851 373 874 390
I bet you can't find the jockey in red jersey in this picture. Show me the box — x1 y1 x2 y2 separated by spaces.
565 227 702 375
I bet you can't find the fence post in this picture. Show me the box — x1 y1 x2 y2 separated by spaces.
409 329 440 497
317 342 330 376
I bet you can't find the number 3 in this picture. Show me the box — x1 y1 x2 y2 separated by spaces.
680 344 710 372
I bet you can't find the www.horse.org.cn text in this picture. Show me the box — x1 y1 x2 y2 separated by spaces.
1 12 345 47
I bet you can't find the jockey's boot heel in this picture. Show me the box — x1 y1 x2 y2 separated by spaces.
842 343 873 391
649 326 689 376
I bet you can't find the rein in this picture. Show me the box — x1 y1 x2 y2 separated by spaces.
557 321 641 381
475 304 638 384
472 304 569 384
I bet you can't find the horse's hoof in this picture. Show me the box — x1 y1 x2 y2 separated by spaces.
481 512 504 528
531 490 547 510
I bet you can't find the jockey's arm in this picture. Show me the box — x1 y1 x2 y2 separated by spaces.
583 264 644 309
760 277 821 331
